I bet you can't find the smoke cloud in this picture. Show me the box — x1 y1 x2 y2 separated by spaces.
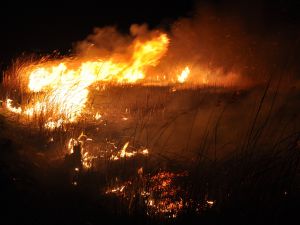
74 1 300 88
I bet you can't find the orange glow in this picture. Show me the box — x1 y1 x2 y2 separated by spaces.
6 99 22 114
4 27 241 129
5 33 169 128
177 66 190 83
67 132 95 169
110 142 149 161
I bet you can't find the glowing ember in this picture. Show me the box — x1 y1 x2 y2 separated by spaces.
206 200 215 207
105 171 189 219
146 172 185 218
105 185 126 194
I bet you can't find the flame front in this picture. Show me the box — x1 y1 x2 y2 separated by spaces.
7 33 169 127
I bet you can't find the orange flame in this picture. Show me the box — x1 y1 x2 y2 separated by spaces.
177 66 190 83
5 33 170 128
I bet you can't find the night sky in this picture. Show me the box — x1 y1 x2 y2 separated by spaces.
0 0 299 72
0 0 194 68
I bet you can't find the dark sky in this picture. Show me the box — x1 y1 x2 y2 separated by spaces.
0 0 195 68
0 0 300 71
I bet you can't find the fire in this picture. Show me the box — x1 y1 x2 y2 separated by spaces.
94 112 102 120
105 185 126 194
2 24 245 129
120 141 130 158
105 171 189 218
177 66 190 83
6 99 22 114
44 119 64 130
67 132 95 169
206 200 215 207
110 142 149 161
5 32 170 128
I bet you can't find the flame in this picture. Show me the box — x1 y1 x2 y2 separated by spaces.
177 66 190 83
105 171 188 218
3 26 244 128
44 118 64 130
105 185 126 194
6 99 22 114
94 112 102 120
110 142 135 160
110 142 149 161
5 33 169 128
67 133 95 169
206 200 215 207
120 141 130 158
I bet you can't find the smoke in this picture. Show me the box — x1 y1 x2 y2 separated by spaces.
75 24 165 60
163 1 300 87
73 1 300 87
3 0 300 169
71 2 300 160
75 26 131 58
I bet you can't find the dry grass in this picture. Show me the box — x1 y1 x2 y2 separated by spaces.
1 59 300 224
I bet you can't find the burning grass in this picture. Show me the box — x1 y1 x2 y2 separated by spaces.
0 24 300 225
1 75 300 224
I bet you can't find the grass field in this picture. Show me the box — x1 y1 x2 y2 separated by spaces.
1 79 300 224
